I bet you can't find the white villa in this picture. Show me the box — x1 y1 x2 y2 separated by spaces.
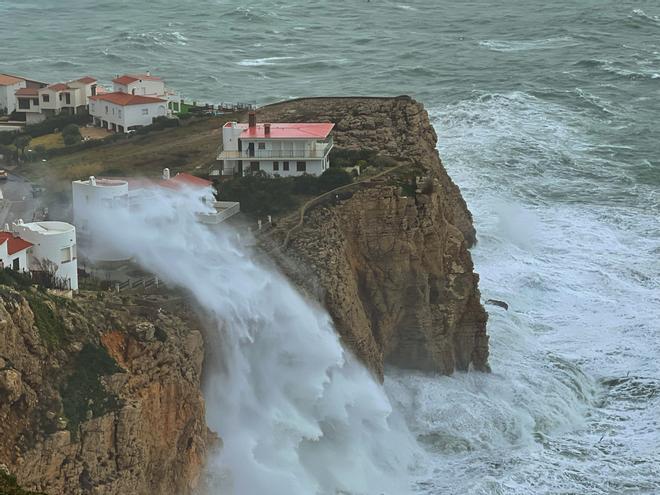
14 76 98 124
11 220 79 291
112 72 181 112
89 92 167 132
217 112 335 176
0 74 28 115
0 231 32 271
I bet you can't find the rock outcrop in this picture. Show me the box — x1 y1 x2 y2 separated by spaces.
0 285 208 495
258 97 489 379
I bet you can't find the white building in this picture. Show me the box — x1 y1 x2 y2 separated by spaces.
112 73 180 112
0 231 32 271
14 76 98 124
89 93 168 132
217 112 334 176
12 221 78 290
0 74 27 115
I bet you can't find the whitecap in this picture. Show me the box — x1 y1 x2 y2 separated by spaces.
237 56 294 67
479 37 578 52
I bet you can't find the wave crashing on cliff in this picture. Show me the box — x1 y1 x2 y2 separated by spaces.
85 185 420 495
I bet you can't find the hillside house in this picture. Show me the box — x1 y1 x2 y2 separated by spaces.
0 231 32 271
0 74 27 115
89 92 167 132
112 72 180 112
14 76 97 124
217 112 334 176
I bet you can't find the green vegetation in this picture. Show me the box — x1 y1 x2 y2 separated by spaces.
25 293 68 348
60 343 122 437
0 267 34 290
13 135 31 160
62 124 82 146
0 471 47 495
217 168 353 217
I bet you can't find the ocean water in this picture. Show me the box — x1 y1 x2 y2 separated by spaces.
2 1 659 493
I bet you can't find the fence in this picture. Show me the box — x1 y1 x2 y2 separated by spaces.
114 276 160 293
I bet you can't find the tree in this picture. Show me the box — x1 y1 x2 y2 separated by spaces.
62 124 82 146
317 167 352 192
13 134 31 160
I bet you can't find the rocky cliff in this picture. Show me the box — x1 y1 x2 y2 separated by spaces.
258 97 489 379
0 282 208 495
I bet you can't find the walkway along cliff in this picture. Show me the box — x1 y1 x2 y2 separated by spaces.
258 96 490 379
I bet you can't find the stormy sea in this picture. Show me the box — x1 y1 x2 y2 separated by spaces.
2 0 658 493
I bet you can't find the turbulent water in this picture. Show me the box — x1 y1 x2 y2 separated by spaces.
3 0 659 493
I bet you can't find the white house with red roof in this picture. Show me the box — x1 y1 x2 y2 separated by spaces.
112 72 180 112
89 92 168 132
13 76 98 123
0 231 32 271
218 112 335 177
0 74 27 115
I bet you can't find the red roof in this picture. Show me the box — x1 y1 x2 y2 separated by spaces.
0 74 24 86
15 87 39 96
90 92 165 106
113 74 161 85
170 173 212 188
76 76 97 84
237 122 334 140
0 232 33 255
104 173 211 192
46 83 68 92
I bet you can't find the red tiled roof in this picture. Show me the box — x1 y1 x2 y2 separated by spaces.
238 122 335 140
0 232 33 255
90 92 165 106
15 87 39 96
0 74 24 86
76 76 97 84
47 83 68 92
170 173 212 188
104 173 211 192
113 74 161 85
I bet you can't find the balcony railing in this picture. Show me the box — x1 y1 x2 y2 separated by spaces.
218 141 333 161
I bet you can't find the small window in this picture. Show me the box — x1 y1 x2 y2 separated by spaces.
59 93 63 101
112 108 115 115
250 161 260 172
32 98 39 106
12 258 20 270
142 108 149 115
42 94 50 103
64 93 71 104
258 142 266 150
283 161 290 171
118 109 122 118
296 161 306 172
18 99 30 110
105 105 108 114
60 247 71 263
273 161 279 171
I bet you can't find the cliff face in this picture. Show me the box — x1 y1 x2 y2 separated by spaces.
0 285 208 495
259 97 489 378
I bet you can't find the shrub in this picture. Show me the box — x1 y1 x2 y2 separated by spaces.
0 470 47 495
317 167 352 191
25 293 68 347
60 343 122 437
25 113 90 138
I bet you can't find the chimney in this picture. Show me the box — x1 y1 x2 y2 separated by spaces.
89 176 96 186
248 111 257 129
146 70 151 76
264 123 271 135
162 168 170 180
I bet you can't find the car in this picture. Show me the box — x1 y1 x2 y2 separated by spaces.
0 169 8 181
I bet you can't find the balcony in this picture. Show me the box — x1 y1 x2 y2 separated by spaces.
218 139 333 161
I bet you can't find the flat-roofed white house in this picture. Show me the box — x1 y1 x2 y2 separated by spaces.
0 231 32 271
12 220 79 290
217 112 335 176
89 92 168 132
0 74 27 115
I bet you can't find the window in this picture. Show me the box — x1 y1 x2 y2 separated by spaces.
283 161 290 171
64 93 71 105
258 142 266 150
250 161 260 173
296 161 307 172
105 105 108 114
31 98 39 106
60 247 71 263
12 258 20 270
91 85 97 96
273 161 279 171
142 108 149 115
118 109 122 118
59 93 63 101
18 98 30 110
42 94 50 103
112 108 115 115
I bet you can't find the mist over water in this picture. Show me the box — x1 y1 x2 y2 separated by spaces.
3 0 659 492
86 188 420 495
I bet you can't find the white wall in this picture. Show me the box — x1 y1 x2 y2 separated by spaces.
90 100 167 132
0 242 29 271
114 79 165 96
0 80 26 114
13 222 79 291
245 159 326 177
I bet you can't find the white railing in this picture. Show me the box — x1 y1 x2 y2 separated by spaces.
217 142 333 161
196 201 240 224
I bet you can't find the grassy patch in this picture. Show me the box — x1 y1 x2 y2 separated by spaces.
0 471 47 495
31 133 64 150
25 293 68 348
0 268 34 290
60 343 122 437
